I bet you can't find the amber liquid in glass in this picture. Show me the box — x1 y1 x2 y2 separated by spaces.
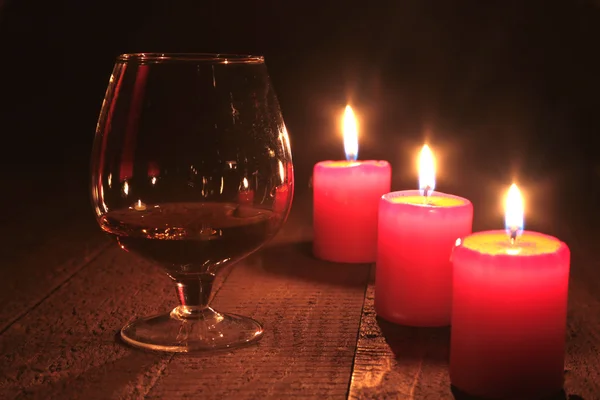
100 202 274 274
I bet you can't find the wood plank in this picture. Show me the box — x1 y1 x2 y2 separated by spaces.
348 269 453 400
348 236 600 400
146 245 370 400
145 193 370 399
0 246 174 399
0 192 110 333
561 228 600 399
0 192 370 399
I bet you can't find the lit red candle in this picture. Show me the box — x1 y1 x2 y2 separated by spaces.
450 184 570 399
375 145 473 326
313 106 391 263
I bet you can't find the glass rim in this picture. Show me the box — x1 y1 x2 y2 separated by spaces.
116 53 264 64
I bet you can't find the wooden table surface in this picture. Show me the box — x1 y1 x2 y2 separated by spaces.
0 187 598 400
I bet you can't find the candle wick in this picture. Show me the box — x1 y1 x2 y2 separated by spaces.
509 227 518 245
423 186 432 205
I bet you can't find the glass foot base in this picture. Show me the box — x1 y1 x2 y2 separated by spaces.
121 306 264 352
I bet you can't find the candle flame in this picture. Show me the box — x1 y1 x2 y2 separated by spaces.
418 144 436 195
505 183 524 240
242 177 249 190
343 105 358 161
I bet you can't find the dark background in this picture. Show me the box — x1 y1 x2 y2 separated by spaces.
0 0 599 236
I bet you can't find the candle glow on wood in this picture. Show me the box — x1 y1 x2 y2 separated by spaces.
343 105 358 161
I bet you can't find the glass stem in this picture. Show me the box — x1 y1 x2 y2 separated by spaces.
172 274 216 319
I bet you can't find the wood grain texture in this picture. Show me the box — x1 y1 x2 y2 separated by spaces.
0 194 110 334
562 228 600 400
348 231 600 400
145 193 371 399
146 244 370 400
3 183 599 399
0 191 370 400
348 268 453 400
0 246 174 399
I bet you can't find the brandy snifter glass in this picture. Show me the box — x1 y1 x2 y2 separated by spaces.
90 53 294 352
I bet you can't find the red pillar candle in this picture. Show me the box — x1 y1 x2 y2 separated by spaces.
375 145 473 326
450 184 570 399
313 106 391 263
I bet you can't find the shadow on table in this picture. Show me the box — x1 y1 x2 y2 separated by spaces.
450 386 583 400
376 316 450 363
257 241 370 288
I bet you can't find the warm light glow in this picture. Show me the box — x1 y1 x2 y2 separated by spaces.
343 105 358 161
278 125 291 153
504 183 524 238
151 176 157 185
278 160 285 183
242 177 249 190
463 231 560 255
418 144 436 194
134 199 146 211
123 181 129 196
